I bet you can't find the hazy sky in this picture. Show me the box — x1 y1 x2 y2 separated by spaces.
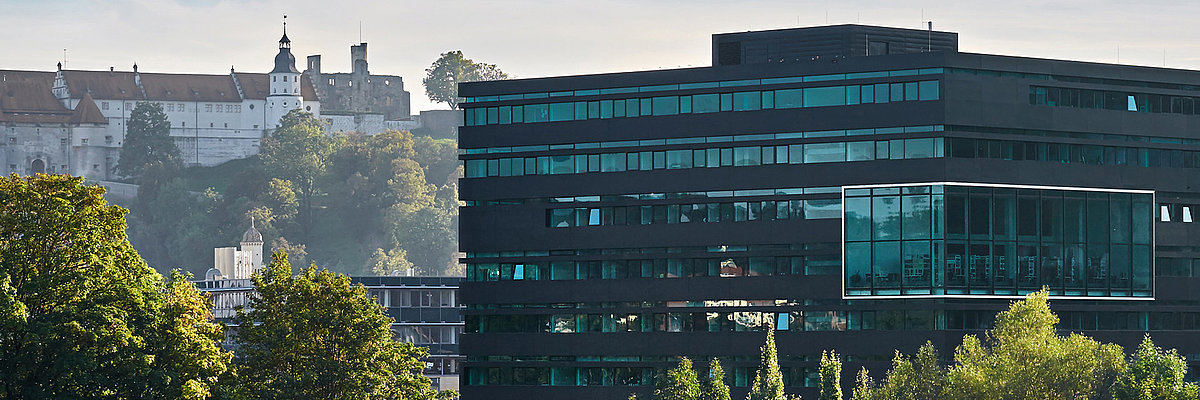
4 0 1200 113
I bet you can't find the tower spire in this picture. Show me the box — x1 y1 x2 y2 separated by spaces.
279 14 291 48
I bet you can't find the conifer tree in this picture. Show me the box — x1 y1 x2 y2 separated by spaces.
700 358 731 400
654 357 701 400
747 327 787 400
819 350 842 400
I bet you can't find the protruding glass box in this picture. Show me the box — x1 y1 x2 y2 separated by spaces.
843 183 1154 299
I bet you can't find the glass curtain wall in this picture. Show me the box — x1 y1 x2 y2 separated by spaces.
844 184 1152 298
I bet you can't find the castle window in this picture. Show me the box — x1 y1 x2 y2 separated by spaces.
178 103 184 111
215 105 223 113
273 76 277 82
328 78 335 85
206 104 213 112
182 121 186 127
60 138 67 145
306 106 311 111
385 80 390 86
210 123 214 127
226 105 233 113
283 76 288 82
81 139 88 145
166 104 174 112
249 104 254 110
101 102 109 110
348 81 353 87
224 123 228 128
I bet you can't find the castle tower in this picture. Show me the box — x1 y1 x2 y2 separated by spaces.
266 17 304 128
240 218 264 276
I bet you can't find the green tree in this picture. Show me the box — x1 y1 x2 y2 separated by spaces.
748 327 787 400
0 174 228 399
819 350 842 400
231 251 445 399
700 358 731 400
869 342 946 400
367 247 414 276
654 357 701 400
946 289 1126 400
423 50 509 109
412 135 460 186
117 102 181 179
851 368 875 400
260 109 341 230
1113 335 1200 400
390 206 457 275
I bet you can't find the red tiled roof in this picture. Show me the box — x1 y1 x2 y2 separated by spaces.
0 70 75 124
61 70 142 100
139 72 241 102
69 93 108 125
0 68 320 117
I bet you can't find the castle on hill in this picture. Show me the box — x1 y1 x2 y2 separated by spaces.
0 23 420 180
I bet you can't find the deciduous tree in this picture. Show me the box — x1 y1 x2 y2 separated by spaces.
1113 335 1200 400
946 289 1125 400
230 251 445 399
0 174 227 399
423 50 509 109
260 109 340 230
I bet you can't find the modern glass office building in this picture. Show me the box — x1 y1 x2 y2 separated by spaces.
458 25 1200 400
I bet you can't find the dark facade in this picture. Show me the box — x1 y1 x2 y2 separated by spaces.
196 275 464 391
457 24 1200 400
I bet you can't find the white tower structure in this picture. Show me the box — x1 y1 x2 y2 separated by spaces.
240 218 265 275
266 17 304 128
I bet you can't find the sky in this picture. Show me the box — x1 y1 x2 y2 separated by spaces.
4 0 1200 114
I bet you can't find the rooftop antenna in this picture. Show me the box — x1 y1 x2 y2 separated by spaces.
927 21 933 52
359 20 363 42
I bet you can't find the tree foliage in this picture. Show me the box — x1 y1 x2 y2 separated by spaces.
748 327 787 400
261 109 341 230
423 50 509 109
1113 335 1200 400
230 251 445 399
118 102 181 179
819 350 842 400
947 290 1126 400
0 174 227 399
700 358 731 400
849 290 1151 400
127 124 462 277
654 357 701 400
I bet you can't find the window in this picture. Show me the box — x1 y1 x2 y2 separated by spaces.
205 104 213 112
101 102 109 110
846 184 1152 298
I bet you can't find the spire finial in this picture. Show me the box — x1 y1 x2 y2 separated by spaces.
250 216 255 229
283 14 287 35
